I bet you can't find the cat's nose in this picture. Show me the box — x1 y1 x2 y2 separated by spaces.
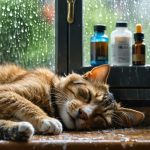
78 108 88 120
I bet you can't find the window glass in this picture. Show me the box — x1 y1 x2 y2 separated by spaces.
0 0 55 69
83 0 150 66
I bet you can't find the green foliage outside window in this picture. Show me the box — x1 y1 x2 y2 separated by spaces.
0 0 55 69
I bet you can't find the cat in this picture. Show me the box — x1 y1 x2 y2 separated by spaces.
0 63 144 141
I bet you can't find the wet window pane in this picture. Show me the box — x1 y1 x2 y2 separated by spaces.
0 0 55 70
83 0 150 66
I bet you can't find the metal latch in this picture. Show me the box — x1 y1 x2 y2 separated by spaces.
67 0 76 24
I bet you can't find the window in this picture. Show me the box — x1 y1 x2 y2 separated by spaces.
0 0 80 74
0 0 55 69
1 0 150 73
83 0 150 66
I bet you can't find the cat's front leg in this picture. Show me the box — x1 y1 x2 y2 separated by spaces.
0 91 63 135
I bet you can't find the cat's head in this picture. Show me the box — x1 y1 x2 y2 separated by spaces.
55 65 145 130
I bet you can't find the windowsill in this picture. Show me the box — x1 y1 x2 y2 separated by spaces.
1 128 150 150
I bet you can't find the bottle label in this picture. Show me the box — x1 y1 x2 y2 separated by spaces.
91 42 108 62
133 54 145 62
132 44 145 65
112 37 131 65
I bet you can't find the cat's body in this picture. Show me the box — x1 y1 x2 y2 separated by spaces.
0 64 145 141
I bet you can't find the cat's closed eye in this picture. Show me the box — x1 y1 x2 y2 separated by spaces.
78 88 92 102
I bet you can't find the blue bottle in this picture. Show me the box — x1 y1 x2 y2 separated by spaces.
90 25 109 66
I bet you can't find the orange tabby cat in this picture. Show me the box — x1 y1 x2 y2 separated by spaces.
0 64 144 141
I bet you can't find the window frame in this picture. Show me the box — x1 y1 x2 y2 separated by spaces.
55 0 68 74
55 0 82 75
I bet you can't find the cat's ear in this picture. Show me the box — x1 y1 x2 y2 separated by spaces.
83 65 110 83
113 108 145 127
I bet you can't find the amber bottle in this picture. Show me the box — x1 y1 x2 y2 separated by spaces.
132 24 145 65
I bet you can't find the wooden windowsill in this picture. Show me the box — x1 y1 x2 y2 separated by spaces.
1 128 150 150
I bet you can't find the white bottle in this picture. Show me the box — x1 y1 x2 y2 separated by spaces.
110 22 132 66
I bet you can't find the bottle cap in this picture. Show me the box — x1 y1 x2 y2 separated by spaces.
136 24 142 33
94 25 106 32
116 21 128 27
134 24 144 41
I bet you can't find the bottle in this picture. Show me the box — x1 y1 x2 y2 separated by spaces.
110 21 132 66
90 25 108 66
132 24 145 65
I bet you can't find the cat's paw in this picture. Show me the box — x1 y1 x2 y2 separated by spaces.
39 118 63 135
17 122 35 140
18 122 35 138
11 122 35 141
